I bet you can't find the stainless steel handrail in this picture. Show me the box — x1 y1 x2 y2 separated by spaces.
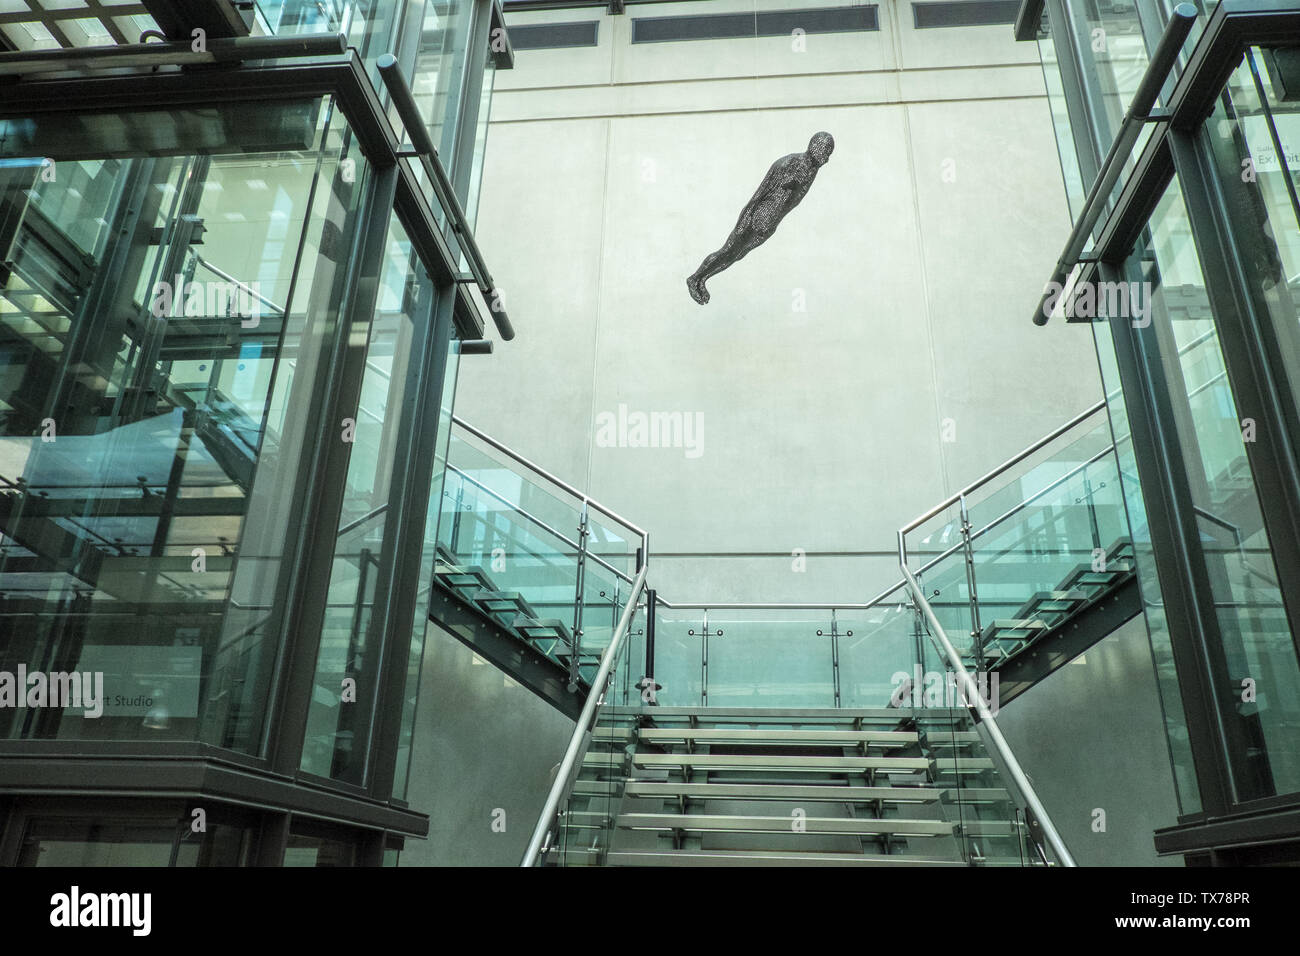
444 463 635 584
452 415 650 547
1030 3 1198 326
192 253 287 316
521 563 649 867
899 543 1077 867
653 600 903 611
899 400 1106 556
904 443 1117 574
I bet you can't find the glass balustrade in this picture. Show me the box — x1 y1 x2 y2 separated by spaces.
431 421 643 689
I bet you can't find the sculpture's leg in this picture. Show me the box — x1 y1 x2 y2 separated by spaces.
687 233 745 305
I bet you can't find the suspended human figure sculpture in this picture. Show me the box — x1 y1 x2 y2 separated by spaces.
687 131 835 305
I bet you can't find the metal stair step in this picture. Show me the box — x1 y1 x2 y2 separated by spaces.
636 728 920 748
473 590 538 623
933 757 996 774
632 753 931 773
433 563 495 596
621 781 944 804
616 812 953 838
603 849 967 867
513 617 575 646
941 787 1014 804
607 706 963 723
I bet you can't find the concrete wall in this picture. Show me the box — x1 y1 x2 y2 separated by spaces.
995 616 1184 866
459 0 1103 604
398 621 575 866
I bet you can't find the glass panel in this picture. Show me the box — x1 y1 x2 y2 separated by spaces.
1066 0 1151 146
550 595 642 866
702 609 836 709
651 604 703 708
1141 176 1300 802
911 615 1031 866
464 41 496 229
283 823 357 866
838 588 919 709
18 815 251 866
0 99 365 751
1208 48 1300 439
300 214 430 784
392 342 461 800
433 422 639 684
0 3 160 51
1038 32 1088 219
412 1 475 163
254 0 399 58
1091 316 1201 813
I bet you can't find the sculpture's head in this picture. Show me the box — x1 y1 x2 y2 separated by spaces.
807 131 835 166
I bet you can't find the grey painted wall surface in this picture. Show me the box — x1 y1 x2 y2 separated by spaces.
995 616 1184 867
399 621 575 866
459 0 1105 604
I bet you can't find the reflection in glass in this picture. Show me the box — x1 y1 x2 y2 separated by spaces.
1142 178 1300 802
0 100 366 751
300 215 431 784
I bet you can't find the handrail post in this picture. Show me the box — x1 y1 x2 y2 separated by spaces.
958 494 984 666
701 609 710 707
898 532 1077 867
830 609 841 708
644 588 657 703
570 500 589 693
1083 470 1103 552
521 565 648 866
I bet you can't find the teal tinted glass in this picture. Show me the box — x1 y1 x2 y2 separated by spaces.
0 98 365 750
301 215 433 784
1141 177 1300 802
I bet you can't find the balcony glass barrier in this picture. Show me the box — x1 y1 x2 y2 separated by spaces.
545 593 644 867
905 407 1133 668
432 419 642 688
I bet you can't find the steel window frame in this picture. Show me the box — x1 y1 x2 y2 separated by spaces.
1039 0 1300 855
0 21 503 840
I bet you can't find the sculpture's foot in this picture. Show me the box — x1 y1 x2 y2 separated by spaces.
687 275 710 305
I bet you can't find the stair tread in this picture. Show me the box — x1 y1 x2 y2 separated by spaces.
604 849 967 867
638 728 920 746
609 706 963 720
633 753 931 771
616 812 953 836
622 781 944 802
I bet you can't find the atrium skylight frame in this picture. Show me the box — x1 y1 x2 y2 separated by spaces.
0 0 159 52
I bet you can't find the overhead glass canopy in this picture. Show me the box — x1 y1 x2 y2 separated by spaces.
0 0 160 51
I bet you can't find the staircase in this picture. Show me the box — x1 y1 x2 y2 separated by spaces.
967 537 1138 670
548 706 1042 866
428 406 1153 866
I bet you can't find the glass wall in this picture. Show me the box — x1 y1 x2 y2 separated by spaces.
0 98 367 751
1137 177 1300 802
1091 308 1202 813
412 1 477 162
1205 48 1300 428
300 214 434 785
392 343 461 801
